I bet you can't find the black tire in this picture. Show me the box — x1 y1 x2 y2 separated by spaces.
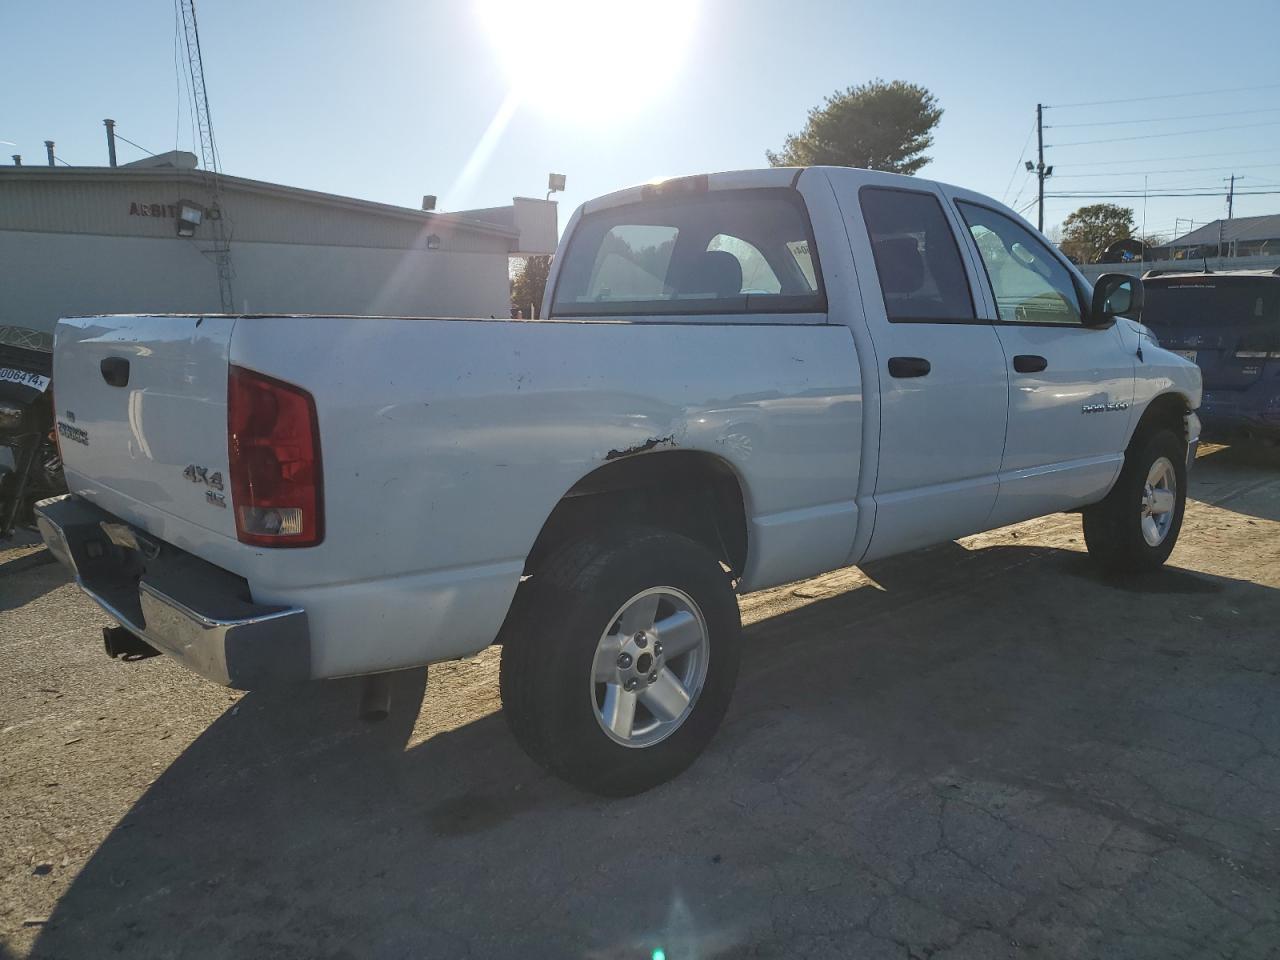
1083 428 1188 575
500 525 741 796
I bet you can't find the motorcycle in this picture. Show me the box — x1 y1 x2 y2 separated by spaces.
0 326 65 539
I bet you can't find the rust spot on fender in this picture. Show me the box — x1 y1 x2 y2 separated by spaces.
605 435 676 461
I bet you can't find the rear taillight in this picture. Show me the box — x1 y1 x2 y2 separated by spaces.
227 365 323 547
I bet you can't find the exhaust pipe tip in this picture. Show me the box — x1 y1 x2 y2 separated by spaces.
358 673 392 723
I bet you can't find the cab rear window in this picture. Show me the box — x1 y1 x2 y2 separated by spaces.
550 188 826 317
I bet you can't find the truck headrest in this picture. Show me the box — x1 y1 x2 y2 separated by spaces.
873 237 924 295
672 250 744 299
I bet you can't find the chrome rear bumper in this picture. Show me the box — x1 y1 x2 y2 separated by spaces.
35 495 310 689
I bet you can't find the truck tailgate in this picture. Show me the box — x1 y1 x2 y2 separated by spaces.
53 315 238 540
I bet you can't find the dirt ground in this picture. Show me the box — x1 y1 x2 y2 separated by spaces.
2 443 1279 960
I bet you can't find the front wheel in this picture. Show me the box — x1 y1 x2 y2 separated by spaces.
1083 428 1188 574
500 526 741 796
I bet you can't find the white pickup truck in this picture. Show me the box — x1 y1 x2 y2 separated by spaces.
37 166 1201 795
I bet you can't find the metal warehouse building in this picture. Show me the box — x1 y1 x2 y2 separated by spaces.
1161 213 1280 261
0 152 557 334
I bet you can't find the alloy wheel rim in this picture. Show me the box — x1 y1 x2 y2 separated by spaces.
1140 456 1177 547
590 586 710 748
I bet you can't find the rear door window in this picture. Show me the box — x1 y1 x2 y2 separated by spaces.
551 188 825 317
858 187 976 322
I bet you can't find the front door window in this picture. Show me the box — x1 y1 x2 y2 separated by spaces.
957 202 1084 325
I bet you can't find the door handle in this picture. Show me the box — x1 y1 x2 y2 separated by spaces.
887 356 931 378
100 356 130 388
1013 354 1048 373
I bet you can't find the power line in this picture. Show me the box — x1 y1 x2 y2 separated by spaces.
1049 186 1268 195
1009 169 1034 210
1045 82 1280 110
1001 119 1037 204
1050 162 1280 180
1045 106 1280 129
113 131 156 156
1056 148 1279 169
1049 119 1280 148
1046 189 1280 199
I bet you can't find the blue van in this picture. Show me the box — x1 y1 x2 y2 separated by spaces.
1141 269 1280 439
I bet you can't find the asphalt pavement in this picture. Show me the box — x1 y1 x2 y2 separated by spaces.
2 443 1279 959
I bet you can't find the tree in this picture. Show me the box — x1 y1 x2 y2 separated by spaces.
767 79 943 175
1059 204 1135 264
511 255 552 318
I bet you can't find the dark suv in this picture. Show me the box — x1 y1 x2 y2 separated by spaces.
1142 269 1280 439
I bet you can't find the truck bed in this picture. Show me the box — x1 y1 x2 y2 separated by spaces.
53 313 864 677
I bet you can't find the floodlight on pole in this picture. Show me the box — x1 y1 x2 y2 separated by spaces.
176 200 204 237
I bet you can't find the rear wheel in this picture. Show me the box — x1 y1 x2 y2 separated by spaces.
500 526 740 796
1083 428 1187 574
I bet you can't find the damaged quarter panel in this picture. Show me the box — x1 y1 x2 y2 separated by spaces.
227 315 862 676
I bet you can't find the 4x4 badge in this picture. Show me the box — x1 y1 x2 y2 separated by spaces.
183 464 224 490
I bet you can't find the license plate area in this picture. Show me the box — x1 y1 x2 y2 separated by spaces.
100 521 162 560
0 366 51 392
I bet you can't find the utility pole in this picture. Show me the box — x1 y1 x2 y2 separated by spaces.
1141 174 1149 262
1036 104 1045 231
1223 174 1238 259
103 119 117 167
1029 104 1054 233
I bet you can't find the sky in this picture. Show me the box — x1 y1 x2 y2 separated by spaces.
5 0 1280 245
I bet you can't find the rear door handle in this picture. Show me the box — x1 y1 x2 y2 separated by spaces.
1013 354 1048 373
887 356 931 378
100 356 130 387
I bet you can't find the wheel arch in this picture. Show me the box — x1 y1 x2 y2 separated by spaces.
1129 390 1192 450
521 449 751 582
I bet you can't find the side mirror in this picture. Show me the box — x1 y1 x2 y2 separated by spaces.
1089 273 1144 326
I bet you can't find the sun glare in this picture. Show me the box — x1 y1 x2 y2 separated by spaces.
475 0 697 116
